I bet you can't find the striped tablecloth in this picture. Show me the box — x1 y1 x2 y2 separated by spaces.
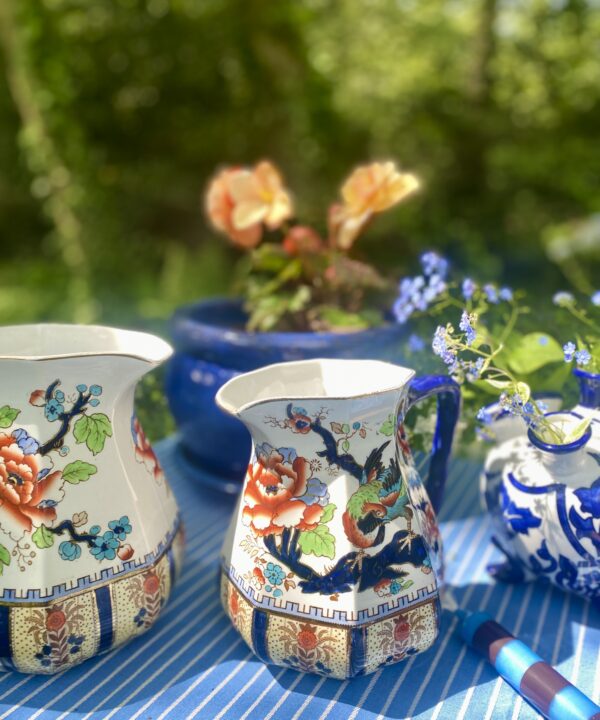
0 437 597 720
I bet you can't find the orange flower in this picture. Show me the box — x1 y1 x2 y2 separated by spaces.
46 609 66 632
117 543 134 561
282 226 322 256
330 161 420 249
394 618 411 643
0 433 59 535
205 161 293 248
242 457 323 537
143 573 160 595
297 624 318 651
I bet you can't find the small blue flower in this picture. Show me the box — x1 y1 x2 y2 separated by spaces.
44 398 64 422
352 421 361 430
483 284 499 304
89 385 102 396
407 334 425 353
459 310 476 346
499 287 513 302
264 562 286 587
537 400 548 413
11 428 39 455
59 446 70 456
538 335 549 346
90 531 119 561
59 541 81 561
76 384 88 393
462 278 476 299
54 390 65 402
420 251 449 279
575 348 591 366
272 589 283 598
553 291 575 307
108 516 132 541
563 341 577 362
591 291 600 307
89 525 101 536
89 399 100 407
390 579 401 594
476 407 493 425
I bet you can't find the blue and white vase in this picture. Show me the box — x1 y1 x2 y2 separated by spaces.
488 410 600 600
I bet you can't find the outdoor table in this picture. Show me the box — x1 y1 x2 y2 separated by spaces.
0 436 596 720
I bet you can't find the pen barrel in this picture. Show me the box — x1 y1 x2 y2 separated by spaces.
460 612 600 720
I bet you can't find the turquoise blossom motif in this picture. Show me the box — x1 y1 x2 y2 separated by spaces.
264 562 286 587
91 531 120 561
44 398 64 422
59 541 81 561
108 516 132 541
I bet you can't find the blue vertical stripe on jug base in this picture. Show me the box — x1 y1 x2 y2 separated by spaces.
94 585 113 653
349 626 367 677
0 605 12 671
251 610 271 664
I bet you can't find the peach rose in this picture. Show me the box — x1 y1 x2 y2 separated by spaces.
0 433 59 535
242 457 323 537
330 161 420 249
205 161 293 248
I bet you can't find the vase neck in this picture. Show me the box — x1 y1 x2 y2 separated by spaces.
537 445 588 475
574 368 600 409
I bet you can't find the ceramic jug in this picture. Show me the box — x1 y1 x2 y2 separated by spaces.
482 365 600 600
0 324 183 674
216 359 460 679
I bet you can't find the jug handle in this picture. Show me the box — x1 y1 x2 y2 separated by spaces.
407 374 461 514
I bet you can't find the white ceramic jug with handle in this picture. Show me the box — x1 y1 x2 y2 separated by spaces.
0 324 183 674
216 358 460 679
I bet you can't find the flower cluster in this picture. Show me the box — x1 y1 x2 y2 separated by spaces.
205 159 420 332
553 290 599 371
393 251 448 324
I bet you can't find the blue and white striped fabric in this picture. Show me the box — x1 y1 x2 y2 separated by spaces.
0 437 597 720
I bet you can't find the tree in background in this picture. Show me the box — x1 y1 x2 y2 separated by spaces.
0 0 598 325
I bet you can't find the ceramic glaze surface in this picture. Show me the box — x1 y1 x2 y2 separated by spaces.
0 325 181 674
217 359 459 678
486 410 600 599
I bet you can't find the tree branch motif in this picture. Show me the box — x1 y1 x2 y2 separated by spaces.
46 520 96 548
39 384 92 456
285 403 363 480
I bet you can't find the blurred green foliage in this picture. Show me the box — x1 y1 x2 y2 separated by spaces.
0 0 599 436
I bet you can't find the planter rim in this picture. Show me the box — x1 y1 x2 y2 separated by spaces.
170 297 405 352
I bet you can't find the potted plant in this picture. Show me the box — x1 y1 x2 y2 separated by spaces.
166 160 423 485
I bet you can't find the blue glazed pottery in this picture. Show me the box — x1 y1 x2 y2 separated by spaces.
165 298 408 488
481 368 600 599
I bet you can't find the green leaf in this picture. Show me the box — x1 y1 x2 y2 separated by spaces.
319 503 336 524
341 423 350 434
0 405 20 429
297 525 336 559
379 414 395 436
506 333 564 375
0 544 10 567
73 413 112 455
32 524 54 549
484 379 512 390
342 439 350 452
563 418 591 444
62 460 97 484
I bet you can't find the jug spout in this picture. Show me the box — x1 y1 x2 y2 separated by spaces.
0 323 172 385
216 358 415 425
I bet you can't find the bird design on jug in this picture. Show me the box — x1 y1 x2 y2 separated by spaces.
238 403 436 598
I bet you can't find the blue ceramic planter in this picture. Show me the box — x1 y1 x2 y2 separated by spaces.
165 298 408 486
